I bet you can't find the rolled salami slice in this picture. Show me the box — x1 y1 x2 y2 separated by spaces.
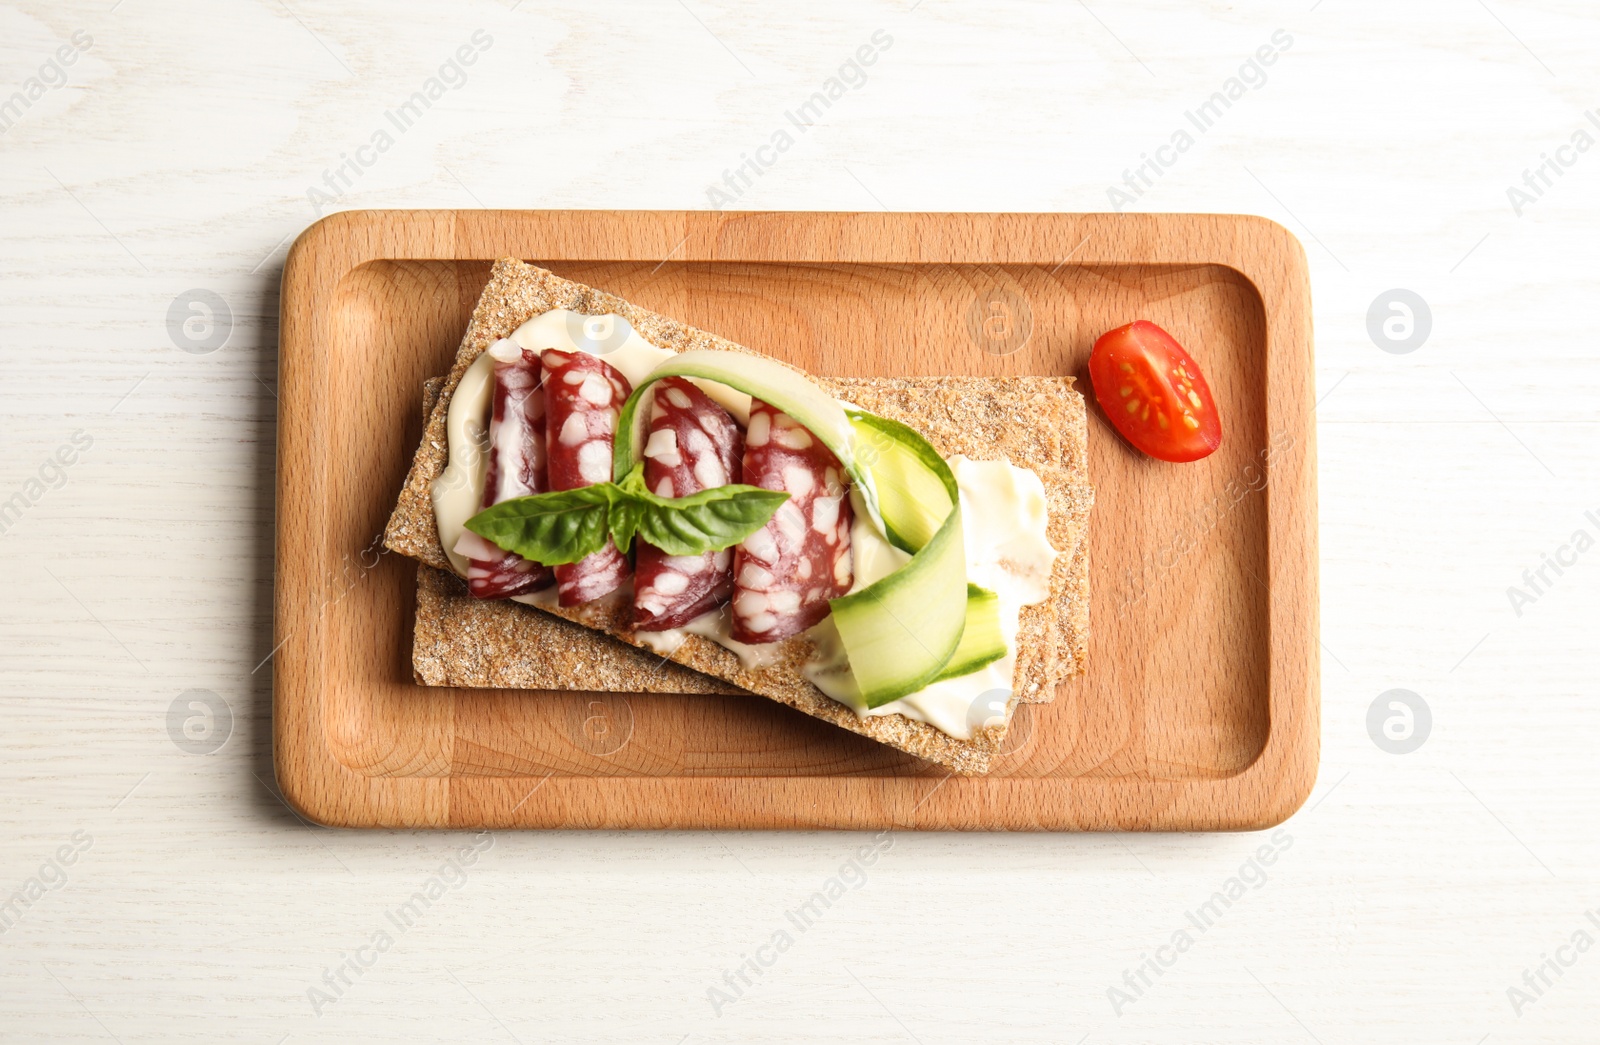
461 340 554 600
634 378 743 631
730 399 853 643
542 348 633 606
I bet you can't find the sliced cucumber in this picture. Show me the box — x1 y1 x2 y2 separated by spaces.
829 411 967 707
611 349 975 707
844 410 952 553
829 507 966 707
933 584 1007 682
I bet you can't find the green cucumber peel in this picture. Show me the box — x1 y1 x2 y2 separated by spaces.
464 463 788 564
932 584 1007 683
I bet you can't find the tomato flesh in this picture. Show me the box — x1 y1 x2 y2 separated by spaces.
1088 320 1222 463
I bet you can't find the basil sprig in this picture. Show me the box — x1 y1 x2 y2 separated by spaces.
464 463 787 565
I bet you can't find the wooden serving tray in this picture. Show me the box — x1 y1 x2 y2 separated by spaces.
273 210 1318 831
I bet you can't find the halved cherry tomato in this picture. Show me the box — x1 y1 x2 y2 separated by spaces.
1088 320 1222 463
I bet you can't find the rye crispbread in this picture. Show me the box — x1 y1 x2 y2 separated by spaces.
383 259 1092 773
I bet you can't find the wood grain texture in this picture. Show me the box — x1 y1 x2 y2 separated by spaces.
272 209 1317 830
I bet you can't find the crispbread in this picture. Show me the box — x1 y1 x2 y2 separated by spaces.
403 374 1086 771
415 375 1098 700
384 259 1092 773
406 384 1091 703
1043 375 1094 690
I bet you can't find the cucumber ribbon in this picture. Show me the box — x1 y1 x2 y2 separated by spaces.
613 351 1001 706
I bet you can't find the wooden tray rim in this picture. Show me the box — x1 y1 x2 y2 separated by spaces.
272 209 1319 831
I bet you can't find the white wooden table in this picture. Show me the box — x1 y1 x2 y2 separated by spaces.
2 1 1596 1041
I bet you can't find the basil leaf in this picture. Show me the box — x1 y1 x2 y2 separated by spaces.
609 498 645 556
605 463 648 554
464 485 618 566
634 484 789 556
616 461 649 499
464 463 788 565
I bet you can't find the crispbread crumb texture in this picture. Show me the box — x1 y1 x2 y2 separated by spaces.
414 565 741 694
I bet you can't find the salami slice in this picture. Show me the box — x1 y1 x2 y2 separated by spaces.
634 378 743 631
461 340 554 600
542 348 633 606
730 399 853 643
